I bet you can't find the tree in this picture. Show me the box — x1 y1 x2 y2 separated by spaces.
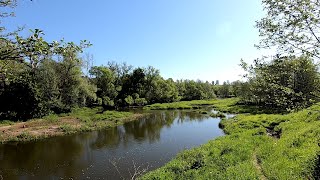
124 95 134 106
215 80 219 85
157 78 179 103
256 0 320 59
240 56 320 110
0 65 43 120
89 66 118 108
0 0 18 37
0 29 94 119
218 81 232 98
0 0 23 65
119 67 146 103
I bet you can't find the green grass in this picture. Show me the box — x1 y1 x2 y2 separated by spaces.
143 98 275 114
143 99 218 110
141 101 320 180
0 120 15 126
43 114 59 122
59 124 75 134
210 98 284 114
209 112 226 118
70 107 132 122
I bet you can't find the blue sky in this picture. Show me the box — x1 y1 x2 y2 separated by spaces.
4 0 271 82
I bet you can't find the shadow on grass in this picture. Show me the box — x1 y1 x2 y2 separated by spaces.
314 155 320 179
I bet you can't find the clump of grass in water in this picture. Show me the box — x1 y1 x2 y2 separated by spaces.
210 112 226 118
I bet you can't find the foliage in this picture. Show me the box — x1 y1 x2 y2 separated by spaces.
0 0 21 37
0 69 45 120
89 66 117 108
217 81 232 98
0 30 94 120
88 63 215 109
256 0 320 59
240 56 320 110
176 80 216 101
124 95 134 106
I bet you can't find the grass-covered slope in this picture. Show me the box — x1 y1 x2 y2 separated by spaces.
141 101 320 179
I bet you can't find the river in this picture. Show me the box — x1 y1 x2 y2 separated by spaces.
0 109 229 180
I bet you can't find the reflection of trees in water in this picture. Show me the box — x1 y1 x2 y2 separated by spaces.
0 110 212 179
0 135 88 179
123 111 177 143
177 111 208 123
89 112 177 150
90 110 210 150
89 126 124 149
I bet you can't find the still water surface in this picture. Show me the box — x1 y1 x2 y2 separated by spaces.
0 110 226 180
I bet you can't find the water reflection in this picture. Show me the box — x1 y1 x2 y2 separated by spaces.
0 135 88 179
0 110 226 180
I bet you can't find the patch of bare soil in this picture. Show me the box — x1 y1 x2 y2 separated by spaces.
0 114 145 143
253 153 267 180
0 117 81 143
266 127 281 139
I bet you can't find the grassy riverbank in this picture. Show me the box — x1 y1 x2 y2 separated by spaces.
141 99 320 179
143 98 276 114
0 99 234 144
0 107 144 144
143 99 218 110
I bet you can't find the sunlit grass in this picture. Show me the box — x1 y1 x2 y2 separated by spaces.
141 102 320 179
143 99 218 110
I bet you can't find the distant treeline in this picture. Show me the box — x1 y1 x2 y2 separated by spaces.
1 29 320 120
0 29 237 120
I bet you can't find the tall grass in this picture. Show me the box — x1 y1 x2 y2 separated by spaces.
141 102 320 179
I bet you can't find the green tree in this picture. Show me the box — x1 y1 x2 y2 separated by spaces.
118 67 146 104
256 0 320 59
144 66 161 103
124 95 134 106
240 56 320 110
0 30 94 119
89 66 118 108
0 0 19 37
156 78 179 103
218 81 232 98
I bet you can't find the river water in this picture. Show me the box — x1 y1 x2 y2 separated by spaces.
0 110 227 180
